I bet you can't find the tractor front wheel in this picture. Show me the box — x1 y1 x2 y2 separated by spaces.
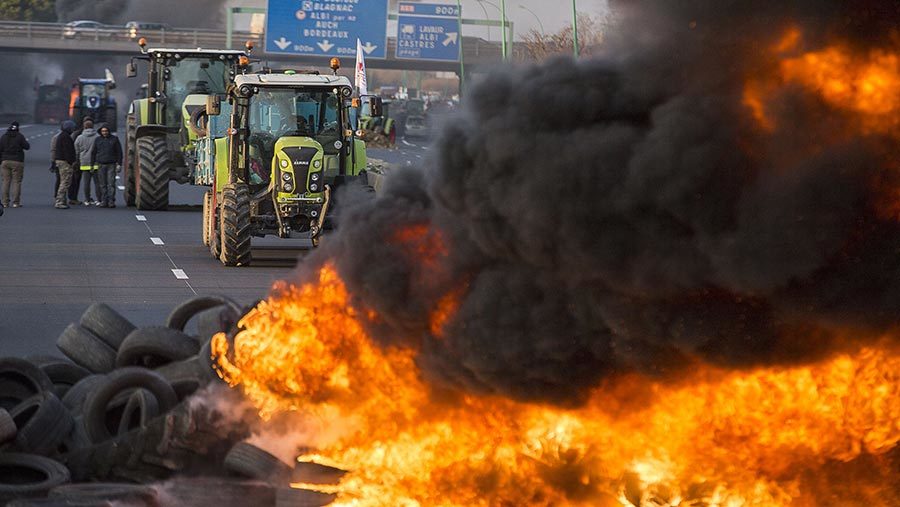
124 122 136 207
201 190 211 247
135 135 170 211
219 184 251 267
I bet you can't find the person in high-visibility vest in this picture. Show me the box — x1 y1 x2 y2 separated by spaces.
73 119 100 206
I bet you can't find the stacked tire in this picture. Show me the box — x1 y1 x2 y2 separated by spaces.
0 297 256 506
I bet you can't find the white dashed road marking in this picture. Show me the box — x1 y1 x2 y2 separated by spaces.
150 237 164 245
135 215 146 221
117 186 125 190
171 269 189 280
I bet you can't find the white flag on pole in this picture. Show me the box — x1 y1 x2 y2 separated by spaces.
355 38 368 96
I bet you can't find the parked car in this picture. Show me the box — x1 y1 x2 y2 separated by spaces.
404 115 429 139
63 20 116 39
125 21 172 39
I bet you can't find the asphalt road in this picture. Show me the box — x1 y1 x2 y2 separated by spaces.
0 125 429 358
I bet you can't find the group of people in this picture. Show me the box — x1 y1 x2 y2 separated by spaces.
52 118 123 209
0 118 123 210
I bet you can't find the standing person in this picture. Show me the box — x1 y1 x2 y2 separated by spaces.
50 123 62 197
68 117 91 205
0 121 30 208
54 121 77 209
90 125 122 208
74 119 99 206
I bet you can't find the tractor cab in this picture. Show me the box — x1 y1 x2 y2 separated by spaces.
70 75 117 131
197 69 372 266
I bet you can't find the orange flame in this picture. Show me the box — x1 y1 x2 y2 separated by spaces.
214 264 900 506
744 30 900 134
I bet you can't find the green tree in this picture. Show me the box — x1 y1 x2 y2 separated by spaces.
0 0 57 22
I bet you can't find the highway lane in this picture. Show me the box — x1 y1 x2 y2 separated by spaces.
0 124 429 358
0 123 309 357
369 136 431 167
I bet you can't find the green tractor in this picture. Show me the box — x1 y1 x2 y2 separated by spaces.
123 41 250 210
195 66 377 266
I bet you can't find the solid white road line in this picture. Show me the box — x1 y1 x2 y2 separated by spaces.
171 269 189 280
150 237 164 245
135 215 146 221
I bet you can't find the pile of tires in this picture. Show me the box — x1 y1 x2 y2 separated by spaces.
0 296 343 506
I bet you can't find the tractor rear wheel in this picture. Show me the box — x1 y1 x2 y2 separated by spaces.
202 191 211 247
135 135 170 211
124 122 136 207
219 183 252 267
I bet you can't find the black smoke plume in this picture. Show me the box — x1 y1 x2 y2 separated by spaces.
291 0 900 406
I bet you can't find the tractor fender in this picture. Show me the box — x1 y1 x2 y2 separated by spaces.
135 124 178 139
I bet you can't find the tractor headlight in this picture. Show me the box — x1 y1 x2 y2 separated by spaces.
280 159 289 169
283 182 294 193
281 172 291 181
333 141 343 150
309 182 319 192
313 160 321 169
311 173 319 181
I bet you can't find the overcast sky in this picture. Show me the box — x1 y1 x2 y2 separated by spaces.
456 0 610 39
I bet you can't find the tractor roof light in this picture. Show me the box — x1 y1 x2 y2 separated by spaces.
245 40 255 53
330 58 341 73
238 55 250 67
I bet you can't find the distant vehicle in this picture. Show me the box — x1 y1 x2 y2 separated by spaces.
63 20 116 39
404 115 429 139
70 71 118 131
34 84 69 124
125 21 172 39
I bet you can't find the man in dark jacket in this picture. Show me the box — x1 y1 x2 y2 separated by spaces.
0 121 30 207
90 125 122 208
54 121 77 209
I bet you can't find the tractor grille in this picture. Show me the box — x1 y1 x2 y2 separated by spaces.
281 146 318 194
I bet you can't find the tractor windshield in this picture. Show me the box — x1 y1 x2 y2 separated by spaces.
164 57 230 127
249 88 342 148
81 84 105 98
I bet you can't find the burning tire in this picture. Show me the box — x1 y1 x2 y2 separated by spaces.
165 295 242 335
8 392 73 456
56 325 117 374
135 135 170 211
115 327 200 369
49 483 158 505
219 183 252 267
0 453 70 502
0 407 16 444
195 305 241 344
82 367 177 444
274 487 335 507
224 442 292 484
0 358 54 411
79 303 137 351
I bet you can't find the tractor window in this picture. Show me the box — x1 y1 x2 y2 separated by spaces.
164 58 229 127
81 84 105 98
250 88 343 147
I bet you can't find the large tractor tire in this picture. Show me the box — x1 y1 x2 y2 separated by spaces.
124 120 136 207
219 183 251 267
202 190 212 247
135 135 170 211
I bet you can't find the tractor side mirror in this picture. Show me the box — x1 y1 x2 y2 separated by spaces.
206 95 221 116
125 63 137 78
369 96 383 118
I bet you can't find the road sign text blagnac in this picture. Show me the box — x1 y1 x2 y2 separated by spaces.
266 0 388 58
396 2 460 62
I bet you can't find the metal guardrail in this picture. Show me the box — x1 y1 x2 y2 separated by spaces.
0 20 521 71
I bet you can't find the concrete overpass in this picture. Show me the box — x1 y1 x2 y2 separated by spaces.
0 21 525 73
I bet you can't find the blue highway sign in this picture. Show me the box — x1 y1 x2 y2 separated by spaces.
265 0 389 59
396 1 461 62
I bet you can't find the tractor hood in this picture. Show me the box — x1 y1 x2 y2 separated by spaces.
272 136 326 202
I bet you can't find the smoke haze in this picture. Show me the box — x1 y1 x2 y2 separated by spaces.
288 0 900 406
